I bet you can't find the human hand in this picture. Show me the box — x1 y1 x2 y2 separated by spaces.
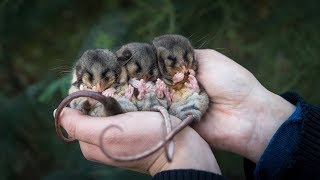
57 108 221 176
193 49 296 162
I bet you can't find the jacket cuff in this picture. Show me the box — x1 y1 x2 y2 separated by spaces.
153 169 226 180
279 92 320 178
244 91 320 179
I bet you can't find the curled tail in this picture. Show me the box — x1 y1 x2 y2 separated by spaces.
54 90 123 142
99 115 195 162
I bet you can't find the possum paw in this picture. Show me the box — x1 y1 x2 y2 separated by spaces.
102 87 116 97
155 79 166 98
185 74 200 93
137 79 147 100
173 72 185 83
124 85 134 100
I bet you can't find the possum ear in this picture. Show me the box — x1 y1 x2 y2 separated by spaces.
117 49 132 66
155 46 169 62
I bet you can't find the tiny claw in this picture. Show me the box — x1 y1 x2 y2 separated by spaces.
129 78 139 88
102 87 116 97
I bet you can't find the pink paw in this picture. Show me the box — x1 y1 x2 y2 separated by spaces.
80 84 91 91
188 69 196 76
137 79 147 100
185 75 200 93
165 89 174 105
155 79 166 98
92 86 99 92
125 85 134 100
172 72 185 83
129 78 140 89
80 85 97 104
79 84 85 90
102 87 116 97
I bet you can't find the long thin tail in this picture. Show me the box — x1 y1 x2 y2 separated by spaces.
99 115 194 162
54 90 123 142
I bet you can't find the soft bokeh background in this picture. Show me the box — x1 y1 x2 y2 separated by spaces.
0 0 319 179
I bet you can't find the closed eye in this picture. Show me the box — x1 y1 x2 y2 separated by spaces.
103 76 109 81
167 55 176 61
85 70 93 81
135 62 142 73
101 70 108 78
85 70 93 77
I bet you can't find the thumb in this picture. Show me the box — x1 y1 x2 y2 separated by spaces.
54 107 85 139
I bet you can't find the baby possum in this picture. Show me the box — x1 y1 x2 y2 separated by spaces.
116 42 170 110
152 34 209 122
112 42 174 161
55 49 127 142
68 48 135 117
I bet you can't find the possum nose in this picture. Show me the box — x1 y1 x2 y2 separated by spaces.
95 82 103 92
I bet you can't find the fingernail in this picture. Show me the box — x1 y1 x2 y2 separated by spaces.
53 109 57 118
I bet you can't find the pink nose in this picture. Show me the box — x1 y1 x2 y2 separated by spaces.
95 83 103 92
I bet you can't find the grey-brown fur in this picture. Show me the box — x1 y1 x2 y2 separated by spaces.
116 42 159 82
68 49 125 116
152 34 197 86
153 34 209 122
116 42 168 110
72 49 121 89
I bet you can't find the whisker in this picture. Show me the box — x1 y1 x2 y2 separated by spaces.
198 40 208 49
196 33 218 49
187 33 197 40
196 34 210 43
214 47 227 50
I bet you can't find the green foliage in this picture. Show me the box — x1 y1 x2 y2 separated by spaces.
0 0 319 179
38 75 70 103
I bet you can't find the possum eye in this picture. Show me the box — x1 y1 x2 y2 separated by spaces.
102 73 111 82
85 70 93 81
135 62 142 73
117 49 132 65
167 55 176 61
165 55 176 66
101 70 109 78
123 49 132 58
183 50 189 62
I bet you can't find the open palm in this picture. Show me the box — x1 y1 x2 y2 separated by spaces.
194 49 295 162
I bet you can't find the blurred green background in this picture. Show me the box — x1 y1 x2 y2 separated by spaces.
0 0 319 179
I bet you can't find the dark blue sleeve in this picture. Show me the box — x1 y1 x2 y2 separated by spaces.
244 92 320 179
153 169 226 180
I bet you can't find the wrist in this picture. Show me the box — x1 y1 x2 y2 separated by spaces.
245 87 296 162
149 117 221 176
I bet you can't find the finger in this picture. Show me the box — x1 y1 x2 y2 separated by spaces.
57 107 86 139
194 49 223 62
59 110 167 147
59 107 115 145
79 141 153 172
